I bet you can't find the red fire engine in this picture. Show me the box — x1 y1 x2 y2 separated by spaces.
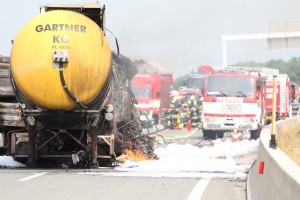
131 60 173 125
201 67 266 139
185 65 214 92
265 74 294 123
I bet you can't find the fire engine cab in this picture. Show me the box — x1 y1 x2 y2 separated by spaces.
201 67 266 139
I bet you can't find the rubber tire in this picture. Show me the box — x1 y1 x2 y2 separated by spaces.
251 126 261 140
202 129 217 140
217 131 224 138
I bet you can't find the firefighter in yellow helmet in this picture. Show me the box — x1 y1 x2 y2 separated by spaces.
187 95 201 128
180 95 188 128
168 95 181 129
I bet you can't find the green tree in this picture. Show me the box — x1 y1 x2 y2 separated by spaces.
266 57 300 84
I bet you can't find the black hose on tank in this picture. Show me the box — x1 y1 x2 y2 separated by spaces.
59 63 88 110
105 28 119 56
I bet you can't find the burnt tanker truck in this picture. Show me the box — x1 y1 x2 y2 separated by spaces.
0 3 155 167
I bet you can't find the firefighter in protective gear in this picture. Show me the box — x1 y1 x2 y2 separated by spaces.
187 95 202 128
197 97 203 128
180 96 189 128
168 96 181 129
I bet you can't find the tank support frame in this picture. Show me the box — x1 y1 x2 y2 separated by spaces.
91 116 100 167
10 109 116 167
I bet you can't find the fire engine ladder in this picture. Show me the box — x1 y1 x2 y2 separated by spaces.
279 77 288 117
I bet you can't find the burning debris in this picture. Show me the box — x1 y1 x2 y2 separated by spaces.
122 142 158 162
116 149 157 163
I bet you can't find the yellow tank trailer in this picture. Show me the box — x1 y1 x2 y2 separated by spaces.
3 3 155 167
11 10 111 110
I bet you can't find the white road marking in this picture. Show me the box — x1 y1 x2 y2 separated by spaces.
18 172 48 182
187 178 211 200
77 171 246 179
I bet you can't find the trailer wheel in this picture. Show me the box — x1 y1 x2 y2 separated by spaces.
0 147 6 155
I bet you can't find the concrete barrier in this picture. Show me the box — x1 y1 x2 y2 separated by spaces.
247 121 300 200
276 117 300 166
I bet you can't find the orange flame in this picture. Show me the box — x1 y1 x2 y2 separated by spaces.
123 149 151 161
122 141 157 161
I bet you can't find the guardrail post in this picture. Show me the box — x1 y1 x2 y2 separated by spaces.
270 75 277 149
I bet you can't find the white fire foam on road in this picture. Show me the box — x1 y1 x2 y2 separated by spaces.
0 155 25 168
0 139 259 178
116 139 259 178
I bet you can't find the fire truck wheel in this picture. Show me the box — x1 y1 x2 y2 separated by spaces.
250 127 261 140
202 129 217 140
217 131 224 138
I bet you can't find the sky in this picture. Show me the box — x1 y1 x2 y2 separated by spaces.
2 0 300 78
0 138 258 179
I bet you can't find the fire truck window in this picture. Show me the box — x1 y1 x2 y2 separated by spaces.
132 86 151 98
207 76 254 97
186 78 204 89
